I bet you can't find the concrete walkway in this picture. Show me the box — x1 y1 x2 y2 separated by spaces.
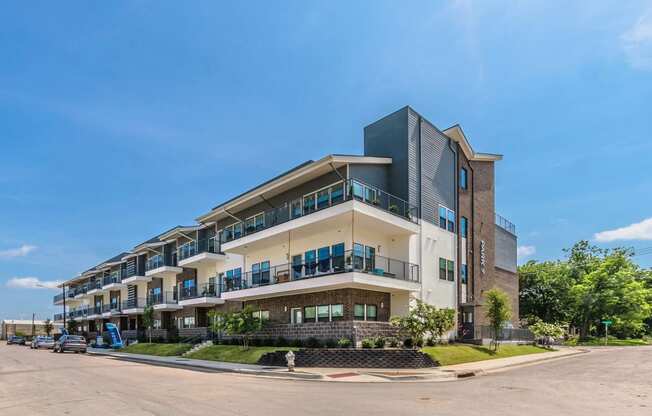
88 346 586 383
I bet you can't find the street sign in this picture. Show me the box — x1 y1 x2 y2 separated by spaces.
602 320 612 325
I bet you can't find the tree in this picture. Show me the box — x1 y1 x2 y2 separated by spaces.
390 300 456 345
66 318 78 335
485 288 512 351
43 319 54 336
519 260 574 324
221 306 265 350
142 305 155 343
207 309 226 342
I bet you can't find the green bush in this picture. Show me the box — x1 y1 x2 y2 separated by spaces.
324 338 338 348
249 337 261 347
386 337 400 348
337 337 352 348
275 336 289 347
361 338 374 348
305 337 321 348
261 337 275 347
373 336 386 349
290 338 304 348
426 337 436 347
403 337 414 348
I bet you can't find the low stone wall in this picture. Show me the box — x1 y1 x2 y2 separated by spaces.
258 349 438 368
178 327 209 340
252 321 399 345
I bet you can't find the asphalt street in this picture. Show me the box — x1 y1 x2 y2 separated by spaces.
0 343 650 415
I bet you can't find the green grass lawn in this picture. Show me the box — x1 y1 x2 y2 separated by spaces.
564 337 651 347
422 344 553 366
120 343 192 356
186 345 297 365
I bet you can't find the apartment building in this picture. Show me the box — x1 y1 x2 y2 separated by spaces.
53 106 517 343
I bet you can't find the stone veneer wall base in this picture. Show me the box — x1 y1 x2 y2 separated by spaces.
258 349 438 368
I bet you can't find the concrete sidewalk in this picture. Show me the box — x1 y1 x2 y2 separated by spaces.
88 346 586 383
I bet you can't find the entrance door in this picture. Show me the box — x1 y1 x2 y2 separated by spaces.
291 308 302 324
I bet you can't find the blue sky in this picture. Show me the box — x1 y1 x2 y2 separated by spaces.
1 1 651 320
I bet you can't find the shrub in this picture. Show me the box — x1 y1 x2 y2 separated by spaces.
373 336 386 349
361 338 374 348
337 337 352 348
249 337 261 347
305 337 322 348
324 338 338 348
426 337 436 347
230 337 241 346
290 338 304 348
275 336 289 347
403 337 414 348
414 338 424 348
386 337 400 348
262 337 275 347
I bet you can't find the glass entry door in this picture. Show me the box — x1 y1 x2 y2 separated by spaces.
291 308 303 324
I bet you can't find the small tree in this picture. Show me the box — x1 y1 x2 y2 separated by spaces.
67 318 78 335
390 300 456 345
485 288 512 351
44 319 54 336
529 321 566 347
142 305 155 343
207 309 226 342
222 306 265 350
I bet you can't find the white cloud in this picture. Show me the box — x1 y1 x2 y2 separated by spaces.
6 277 62 290
517 245 536 258
594 217 652 242
622 10 652 70
0 244 37 259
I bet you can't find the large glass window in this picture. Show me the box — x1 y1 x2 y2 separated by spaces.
318 246 330 273
261 261 270 284
366 305 377 321
439 205 456 232
305 250 316 275
447 210 456 233
439 206 447 229
460 168 468 190
439 258 447 280
354 304 365 320
331 243 345 271
447 260 455 281
353 243 364 270
461 264 468 284
317 305 330 322
251 263 261 285
364 246 375 271
304 306 316 322
461 217 468 238
292 254 303 279
331 304 344 321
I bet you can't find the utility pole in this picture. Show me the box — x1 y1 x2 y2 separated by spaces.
32 313 35 337
62 285 67 330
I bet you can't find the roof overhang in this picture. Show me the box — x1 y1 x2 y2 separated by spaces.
442 125 503 162
196 154 392 223
158 223 213 241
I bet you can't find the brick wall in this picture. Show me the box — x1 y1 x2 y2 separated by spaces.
252 321 398 344
258 348 438 368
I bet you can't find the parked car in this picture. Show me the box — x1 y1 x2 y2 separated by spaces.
53 335 87 353
6 335 26 345
31 336 55 349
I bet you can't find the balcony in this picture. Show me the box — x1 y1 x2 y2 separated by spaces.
87 306 103 320
178 282 224 307
87 279 105 295
73 284 89 299
121 267 151 285
102 271 126 290
145 254 182 279
220 179 419 254
102 303 123 318
53 290 75 305
54 313 64 322
177 237 225 267
148 291 182 311
221 250 420 301
495 213 516 235
122 298 147 314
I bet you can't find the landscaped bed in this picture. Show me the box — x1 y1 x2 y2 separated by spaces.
564 337 651 347
120 343 192 356
421 344 553 366
186 345 298 365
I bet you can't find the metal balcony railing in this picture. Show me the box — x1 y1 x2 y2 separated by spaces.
145 254 177 271
222 249 419 293
122 298 147 310
147 291 178 305
219 178 419 245
495 213 516 235
178 237 219 262
179 282 220 300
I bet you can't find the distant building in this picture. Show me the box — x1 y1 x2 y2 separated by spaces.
1 319 63 339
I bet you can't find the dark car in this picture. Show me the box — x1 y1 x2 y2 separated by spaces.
53 335 87 353
7 335 26 345
31 336 55 349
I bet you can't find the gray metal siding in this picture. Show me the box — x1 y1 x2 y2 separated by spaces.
348 164 389 190
407 109 421 213
495 225 517 273
363 107 409 201
418 117 456 225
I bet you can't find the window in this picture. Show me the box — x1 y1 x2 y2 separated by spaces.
354 304 365 320
317 305 330 322
291 308 303 324
461 264 468 284
447 210 456 233
439 258 447 280
460 168 468 190
461 217 468 238
331 304 344 320
439 205 456 233
353 243 364 270
178 316 195 329
261 261 270 284
305 250 316 275
252 263 261 285
253 310 270 321
439 206 447 229
366 305 377 321
304 306 316 322
153 319 162 329
292 255 303 279
364 245 375 272
447 260 455 281
332 243 345 271
318 246 330 273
